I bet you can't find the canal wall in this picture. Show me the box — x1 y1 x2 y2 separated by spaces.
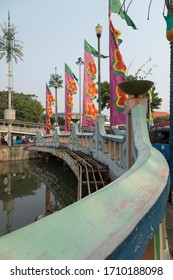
0 145 39 162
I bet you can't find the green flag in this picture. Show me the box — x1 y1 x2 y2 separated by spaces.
84 39 108 59
109 0 137 30
65 63 78 82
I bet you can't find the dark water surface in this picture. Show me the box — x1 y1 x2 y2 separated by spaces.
0 157 77 237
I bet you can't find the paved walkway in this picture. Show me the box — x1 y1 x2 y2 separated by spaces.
166 202 173 258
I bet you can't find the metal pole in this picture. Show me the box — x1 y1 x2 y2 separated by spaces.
7 12 12 146
98 36 101 114
55 86 57 125
96 24 102 114
76 58 83 129
8 60 12 110
7 60 12 146
79 63 81 129
170 41 173 203
165 1 173 203
54 67 58 125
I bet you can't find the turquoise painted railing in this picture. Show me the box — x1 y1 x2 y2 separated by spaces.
0 102 170 259
36 114 127 179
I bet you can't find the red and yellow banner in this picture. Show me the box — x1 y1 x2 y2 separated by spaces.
65 63 77 132
46 84 55 134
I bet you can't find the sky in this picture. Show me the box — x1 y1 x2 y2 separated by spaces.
0 0 170 116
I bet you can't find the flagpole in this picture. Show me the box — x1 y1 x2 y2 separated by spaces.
46 84 49 135
46 84 48 134
76 57 84 129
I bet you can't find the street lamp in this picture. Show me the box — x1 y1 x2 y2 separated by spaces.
54 67 58 126
165 0 173 202
95 23 102 114
76 57 84 129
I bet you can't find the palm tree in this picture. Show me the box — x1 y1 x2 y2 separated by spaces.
0 11 23 146
0 23 23 63
49 68 63 125
143 87 162 112
0 12 23 110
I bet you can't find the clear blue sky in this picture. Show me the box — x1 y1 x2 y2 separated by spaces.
0 0 170 115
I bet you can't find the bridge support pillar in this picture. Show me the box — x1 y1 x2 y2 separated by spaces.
4 109 16 147
125 98 147 169
94 114 105 159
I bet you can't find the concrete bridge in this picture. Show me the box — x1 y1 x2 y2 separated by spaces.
0 119 42 136
0 112 80 136
0 98 170 260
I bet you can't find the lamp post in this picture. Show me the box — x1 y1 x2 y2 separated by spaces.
54 67 58 126
165 0 173 203
95 23 102 114
76 57 84 129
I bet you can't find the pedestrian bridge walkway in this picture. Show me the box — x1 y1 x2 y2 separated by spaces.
0 119 42 135
0 99 170 260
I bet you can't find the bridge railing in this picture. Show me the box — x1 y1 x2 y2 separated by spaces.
0 101 169 260
0 119 45 135
32 97 171 258
37 115 127 178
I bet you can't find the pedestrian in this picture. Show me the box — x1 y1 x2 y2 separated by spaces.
4 134 8 145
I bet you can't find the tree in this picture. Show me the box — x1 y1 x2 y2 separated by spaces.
154 116 170 124
41 114 65 126
100 58 162 111
100 81 110 111
0 91 44 122
100 81 162 112
143 87 162 112
0 20 23 63
49 71 63 124
0 12 23 111
49 73 63 89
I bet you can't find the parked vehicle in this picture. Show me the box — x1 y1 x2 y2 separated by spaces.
149 122 170 162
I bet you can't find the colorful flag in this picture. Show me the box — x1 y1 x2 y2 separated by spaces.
65 63 77 132
85 40 108 59
109 19 128 126
82 40 99 127
46 84 55 134
164 14 173 41
109 0 137 30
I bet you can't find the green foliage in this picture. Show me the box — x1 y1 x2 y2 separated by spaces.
100 81 110 111
57 116 65 125
100 58 162 111
0 91 44 122
0 91 7 117
154 116 170 124
100 80 162 112
143 88 162 111
49 73 63 89
41 114 65 126
0 19 23 63
0 16 42 123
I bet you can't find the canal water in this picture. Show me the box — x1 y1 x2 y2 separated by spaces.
0 157 78 237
